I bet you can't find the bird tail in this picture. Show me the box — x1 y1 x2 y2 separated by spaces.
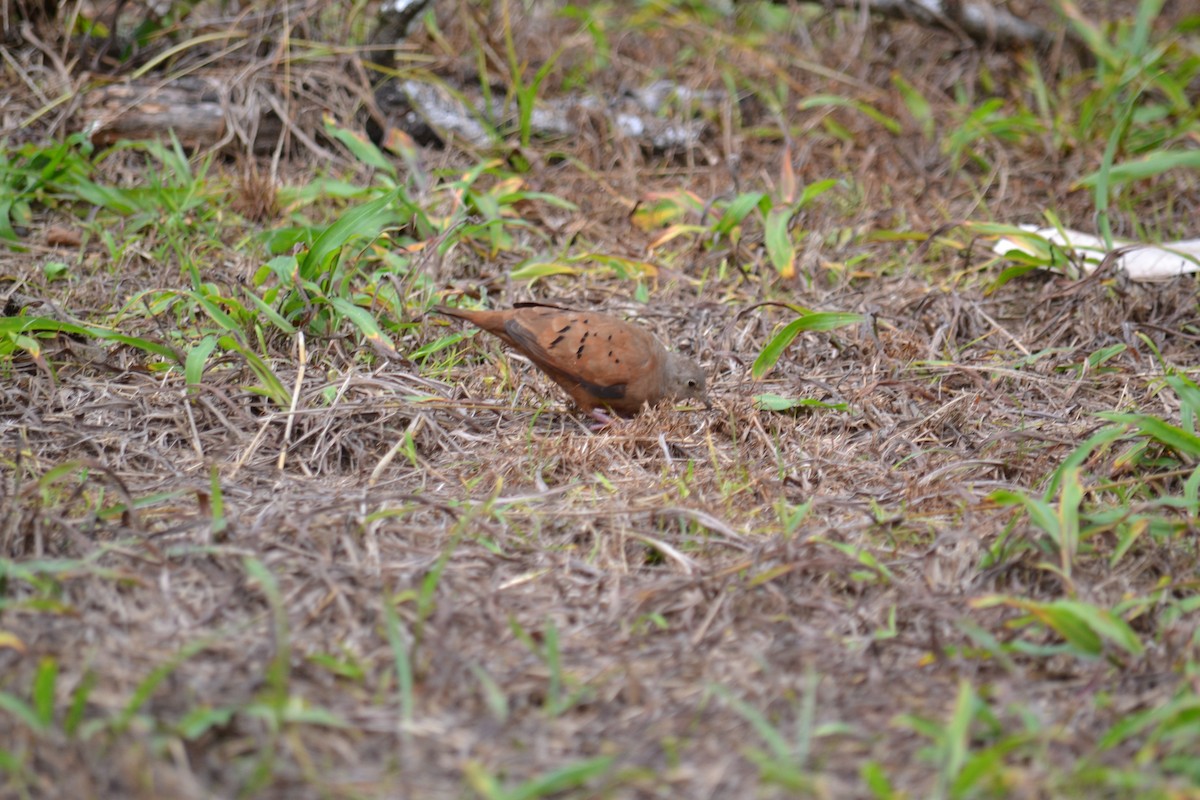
430 304 515 342
431 304 471 320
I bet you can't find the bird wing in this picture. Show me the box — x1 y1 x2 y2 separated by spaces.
503 308 657 402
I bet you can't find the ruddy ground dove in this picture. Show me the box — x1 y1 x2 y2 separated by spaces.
434 303 709 418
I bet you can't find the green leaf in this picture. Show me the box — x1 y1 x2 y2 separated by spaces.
323 119 397 177
1056 467 1083 576
191 290 243 335
798 178 838 206
1077 149 1200 187
329 297 396 354
43 261 69 281
410 331 472 362
508 262 581 281
891 73 933 138
764 208 795 278
1101 413 1200 458
0 692 43 732
218 336 291 408
176 705 237 739
753 394 847 412
985 595 1141 659
1028 604 1102 656
31 657 57 728
240 289 297 335
861 760 895 799
382 598 414 726
752 312 865 379
63 670 96 736
0 317 179 363
712 192 766 236
942 681 976 784
989 489 1060 542
1086 343 1126 368
1053 600 1144 656
299 188 405 281
470 664 509 723
277 698 346 727
184 335 219 394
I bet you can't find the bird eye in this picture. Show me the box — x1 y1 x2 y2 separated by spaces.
687 379 697 388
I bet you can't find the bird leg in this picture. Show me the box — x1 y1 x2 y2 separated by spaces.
588 407 616 430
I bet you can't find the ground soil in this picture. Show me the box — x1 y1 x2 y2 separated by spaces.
2 2 1198 798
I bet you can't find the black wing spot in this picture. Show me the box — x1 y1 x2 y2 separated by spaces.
557 324 572 334
549 335 565 347
576 345 585 358
578 377 626 400
608 351 613 357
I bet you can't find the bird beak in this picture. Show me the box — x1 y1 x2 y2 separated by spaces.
703 396 713 410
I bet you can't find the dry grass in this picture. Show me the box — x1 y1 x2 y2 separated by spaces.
2 1 1199 798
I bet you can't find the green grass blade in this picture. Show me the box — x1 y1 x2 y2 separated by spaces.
753 313 865 378
329 297 397 354
504 756 615 800
382 598 414 727
184 334 219 394
299 187 406 280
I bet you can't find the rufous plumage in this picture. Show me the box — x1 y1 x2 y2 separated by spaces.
434 303 709 418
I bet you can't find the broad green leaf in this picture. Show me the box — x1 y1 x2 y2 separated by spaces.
891 73 933 138
764 208 795 278
176 705 236 739
1166 373 1200 425
1025 604 1102 656
1101 413 1200 458
508 262 581 281
585 254 659 280
798 178 838 206
184 335 219 394
240 289 297 334
1086 343 1126 368
31 657 57 728
323 117 397 177
63 670 95 736
713 192 766 236
410 331 471 362
277 699 346 727
1056 467 1083 575
944 681 975 783
299 188 405 281
218 336 290 408
752 394 848 412
1077 149 1200 187
752 313 865 378
989 490 1058 537
329 297 396 353
0 693 43 731
383 597 414 725
191 291 243 335
1054 600 1143 656
1 317 178 363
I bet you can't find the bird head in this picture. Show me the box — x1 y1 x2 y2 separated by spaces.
664 352 711 409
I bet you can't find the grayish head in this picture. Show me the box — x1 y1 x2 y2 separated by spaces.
663 352 711 409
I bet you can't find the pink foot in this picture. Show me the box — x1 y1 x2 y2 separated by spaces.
589 408 615 431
